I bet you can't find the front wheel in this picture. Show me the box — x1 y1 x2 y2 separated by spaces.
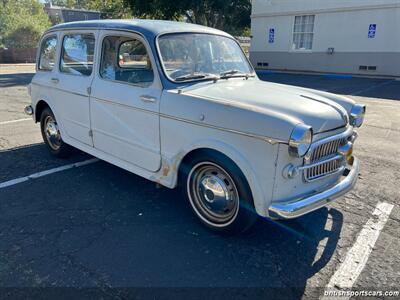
40 107 72 158
183 153 257 234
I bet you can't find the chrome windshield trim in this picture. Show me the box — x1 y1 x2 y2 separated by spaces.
155 32 255 85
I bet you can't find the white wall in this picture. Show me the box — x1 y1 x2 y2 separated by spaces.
252 0 400 15
251 7 400 53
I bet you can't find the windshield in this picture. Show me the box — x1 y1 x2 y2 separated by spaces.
158 33 253 82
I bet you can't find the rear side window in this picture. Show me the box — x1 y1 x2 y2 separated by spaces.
100 35 154 86
60 34 95 76
38 36 58 71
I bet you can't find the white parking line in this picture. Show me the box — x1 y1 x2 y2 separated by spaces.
351 80 393 96
0 118 32 125
0 158 99 189
323 201 394 297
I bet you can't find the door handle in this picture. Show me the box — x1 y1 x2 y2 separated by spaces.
50 78 59 84
140 95 157 103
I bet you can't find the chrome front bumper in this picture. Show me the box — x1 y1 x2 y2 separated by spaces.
268 156 359 219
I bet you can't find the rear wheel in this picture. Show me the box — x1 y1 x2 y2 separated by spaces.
182 152 257 234
40 108 72 158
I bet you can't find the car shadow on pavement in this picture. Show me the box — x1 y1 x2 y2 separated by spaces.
0 73 34 87
0 146 343 299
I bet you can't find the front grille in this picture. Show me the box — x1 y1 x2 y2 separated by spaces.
305 137 347 181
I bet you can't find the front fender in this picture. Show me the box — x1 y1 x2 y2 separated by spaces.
159 137 277 217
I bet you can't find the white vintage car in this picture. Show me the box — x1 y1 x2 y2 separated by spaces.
26 20 366 234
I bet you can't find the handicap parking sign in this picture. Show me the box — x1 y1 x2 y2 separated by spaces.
269 28 275 43
368 24 376 38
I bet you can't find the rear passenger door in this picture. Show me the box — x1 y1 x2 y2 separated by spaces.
90 30 162 172
33 33 59 112
52 30 98 146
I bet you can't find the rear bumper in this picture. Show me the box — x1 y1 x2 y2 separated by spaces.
268 156 359 219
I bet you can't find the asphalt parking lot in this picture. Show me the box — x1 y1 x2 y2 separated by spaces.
1 64 399 299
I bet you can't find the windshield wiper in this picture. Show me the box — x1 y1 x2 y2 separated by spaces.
220 69 252 79
175 73 220 82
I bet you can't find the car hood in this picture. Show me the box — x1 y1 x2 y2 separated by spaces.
183 79 353 134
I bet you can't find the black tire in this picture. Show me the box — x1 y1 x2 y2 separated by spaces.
40 107 72 158
181 151 257 234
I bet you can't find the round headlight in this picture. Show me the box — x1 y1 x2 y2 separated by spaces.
350 104 366 127
289 124 313 158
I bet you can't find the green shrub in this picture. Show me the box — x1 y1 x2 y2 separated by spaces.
0 0 51 48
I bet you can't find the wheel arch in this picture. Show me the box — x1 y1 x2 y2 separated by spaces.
34 99 51 123
170 140 265 216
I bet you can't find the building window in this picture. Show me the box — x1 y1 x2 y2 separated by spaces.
292 15 315 50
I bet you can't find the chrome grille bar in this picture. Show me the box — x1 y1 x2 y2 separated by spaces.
304 127 353 182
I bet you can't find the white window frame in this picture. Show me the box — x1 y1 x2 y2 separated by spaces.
38 34 58 72
292 15 315 51
98 32 156 88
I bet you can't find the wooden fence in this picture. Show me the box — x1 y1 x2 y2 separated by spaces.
0 48 37 63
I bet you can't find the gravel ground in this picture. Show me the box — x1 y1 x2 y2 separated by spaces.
0 65 399 299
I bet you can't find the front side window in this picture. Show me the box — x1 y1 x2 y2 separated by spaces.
60 33 95 76
100 35 154 86
158 33 253 82
38 36 58 71
293 15 315 50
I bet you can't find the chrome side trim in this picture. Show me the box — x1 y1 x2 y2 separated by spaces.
269 157 359 219
94 97 285 144
31 84 284 144
93 97 158 115
31 82 88 98
160 114 285 144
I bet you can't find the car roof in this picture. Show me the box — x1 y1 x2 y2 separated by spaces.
46 19 232 39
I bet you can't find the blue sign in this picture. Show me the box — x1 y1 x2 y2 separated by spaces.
268 28 275 43
368 24 376 38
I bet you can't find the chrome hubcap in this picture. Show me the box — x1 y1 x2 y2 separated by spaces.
44 115 61 150
188 162 239 226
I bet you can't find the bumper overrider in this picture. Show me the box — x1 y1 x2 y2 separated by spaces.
268 155 359 219
24 105 34 116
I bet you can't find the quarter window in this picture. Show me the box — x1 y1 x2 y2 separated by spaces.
38 36 58 71
100 36 154 86
293 15 315 50
60 34 95 76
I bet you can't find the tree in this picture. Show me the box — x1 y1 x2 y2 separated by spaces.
124 0 251 35
46 0 76 8
0 0 51 48
85 0 132 19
